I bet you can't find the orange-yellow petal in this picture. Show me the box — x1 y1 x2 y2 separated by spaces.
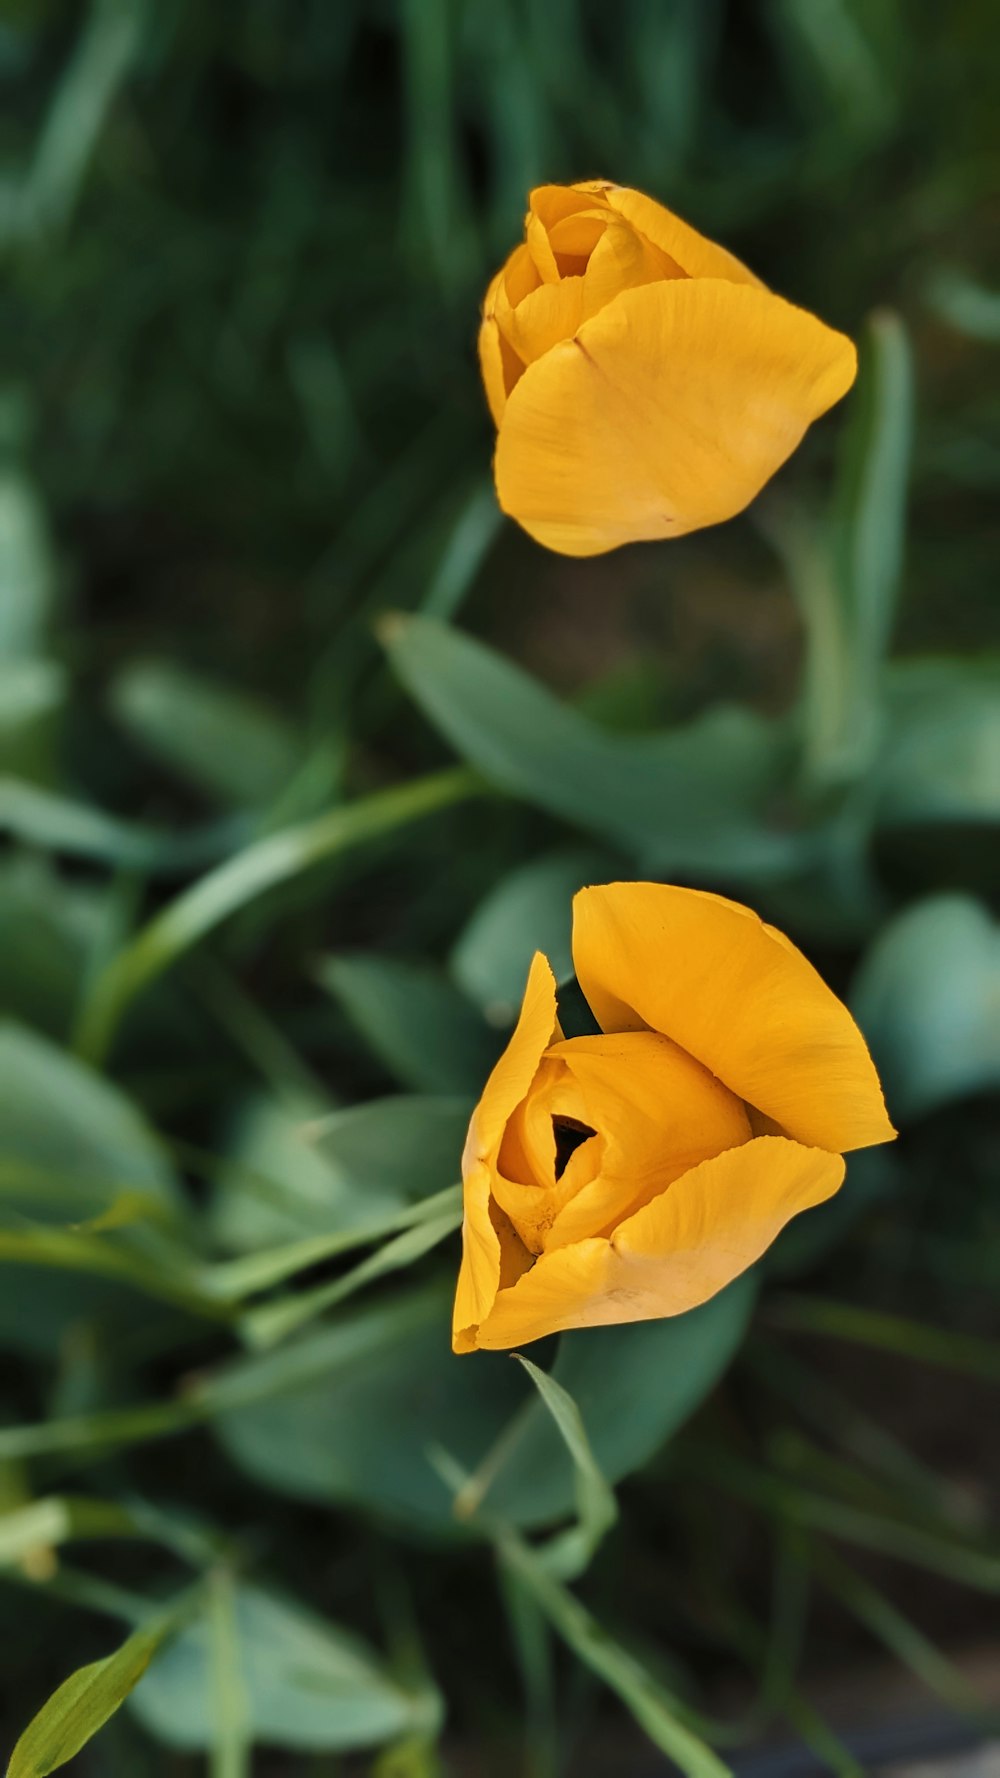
493 278 857 556
478 316 510 427
468 1137 843 1349
453 952 558 1349
581 220 685 322
495 276 586 366
541 1030 750 1247
572 883 896 1153
601 184 763 287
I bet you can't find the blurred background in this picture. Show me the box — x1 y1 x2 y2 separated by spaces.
1 2 999 1773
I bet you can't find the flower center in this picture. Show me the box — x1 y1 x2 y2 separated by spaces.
491 1030 752 1260
552 1115 597 1180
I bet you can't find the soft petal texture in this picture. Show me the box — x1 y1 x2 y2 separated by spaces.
601 184 763 287
494 278 858 556
453 953 557 1348
467 1137 844 1349
496 276 586 365
581 221 685 322
573 883 895 1153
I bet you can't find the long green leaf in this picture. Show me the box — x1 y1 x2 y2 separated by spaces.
511 1357 617 1581
239 1207 462 1349
7 1604 183 1778
499 1532 732 1778
74 766 477 1063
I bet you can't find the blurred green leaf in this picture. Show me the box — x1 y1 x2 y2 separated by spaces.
926 267 1000 342
876 658 1000 826
210 1275 755 1535
316 953 499 1095
206 1186 462 1307
0 856 105 1039
209 1282 525 1531
74 767 477 1063
450 848 612 1022
0 471 56 657
19 0 146 238
0 1022 179 1217
498 1532 732 1778
206 1570 251 1778
130 1584 440 1753
383 615 800 879
240 1203 462 1349
769 311 913 785
109 661 300 808
0 660 64 782
214 1093 470 1251
0 778 244 872
851 895 1000 1118
0 1020 183 1352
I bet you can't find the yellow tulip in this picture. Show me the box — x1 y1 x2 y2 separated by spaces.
479 182 857 556
453 882 895 1352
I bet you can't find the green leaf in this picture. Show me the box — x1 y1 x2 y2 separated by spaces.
0 1021 184 1352
450 848 612 1022
0 1022 179 1217
876 657 1000 826
110 660 300 808
768 310 913 784
0 660 64 782
0 855 106 1040
239 1202 463 1348
488 1275 757 1529
206 1571 251 1778
204 1186 462 1306
382 615 801 880
317 953 499 1095
0 778 243 873
129 1584 440 1754
74 766 477 1064
213 1091 469 1252
851 895 1000 1118
8 1612 177 1778
211 1275 754 1535
498 1533 732 1778
208 1282 526 1530
0 471 56 659
511 1357 617 1581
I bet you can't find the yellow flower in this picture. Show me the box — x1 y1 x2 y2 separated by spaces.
453 882 895 1352
479 182 857 557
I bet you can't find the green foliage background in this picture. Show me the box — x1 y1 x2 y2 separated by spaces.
1 1 999 1772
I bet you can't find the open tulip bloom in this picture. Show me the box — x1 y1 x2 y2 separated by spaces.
480 181 857 555
454 883 895 1352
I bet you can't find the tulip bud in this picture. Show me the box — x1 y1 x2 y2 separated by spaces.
479 182 857 556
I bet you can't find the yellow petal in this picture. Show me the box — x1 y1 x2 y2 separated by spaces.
581 220 685 322
468 1137 843 1349
498 242 542 307
601 185 763 287
478 316 523 426
453 953 558 1349
493 279 858 556
573 883 896 1153
496 276 586 365
542 1030 750 1247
